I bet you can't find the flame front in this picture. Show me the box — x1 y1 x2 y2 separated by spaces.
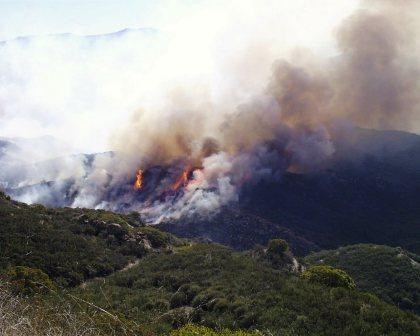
171 166 191 191
134 169 144 190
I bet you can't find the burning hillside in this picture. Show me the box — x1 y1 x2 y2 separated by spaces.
1 0 420 223
113 0 419 221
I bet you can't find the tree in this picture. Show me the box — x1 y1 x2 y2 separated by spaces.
301 265 356 289
267 239 289 255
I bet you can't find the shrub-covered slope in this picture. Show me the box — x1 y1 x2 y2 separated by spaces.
0 191 181 286
76 243 419 335
1 190 419 335
305 244 420 314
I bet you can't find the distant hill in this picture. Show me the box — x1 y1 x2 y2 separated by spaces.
305 244 420 314
0 27 158 45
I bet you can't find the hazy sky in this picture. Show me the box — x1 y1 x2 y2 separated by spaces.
0 0 358 42
0 0 360 153
0 0 215 40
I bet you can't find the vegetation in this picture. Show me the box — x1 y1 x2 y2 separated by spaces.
0 281 147 336
267 239 289 255
75 243 419 335
264 239 297 271
305 244 420 313
170 324 262 336
0 191 419 335
301 265 356 289
4 266 56 295
0 190 183 287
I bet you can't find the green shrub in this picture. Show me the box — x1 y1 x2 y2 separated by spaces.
126 211 144 227
171 291 190 308
162 307 195 328
5 266 56 295
267 239 289 255
191 289 222 310
301 265 356 289
141 227 170 248
213 298 229 312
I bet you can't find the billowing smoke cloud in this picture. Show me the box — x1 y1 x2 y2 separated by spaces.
2 0 420 222
334 1 420 130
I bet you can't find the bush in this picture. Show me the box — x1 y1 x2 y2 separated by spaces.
126 211 144 227
162 307 195 328
170 284 202 308
301 265 356 289
267 239 289 255
171 291 189 308
213 298 229 312
141 227 170 248
5 266 56 295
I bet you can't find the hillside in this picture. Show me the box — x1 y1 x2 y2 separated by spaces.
0 190 182 286
160 129 420 255
0 191 419 335
305 244 420 314
158 208 320 256
74 243 419 335
2 129 420 256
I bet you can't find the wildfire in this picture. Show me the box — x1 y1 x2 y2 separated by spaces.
171 166 191 191
133 169 144 190
186 168 204 190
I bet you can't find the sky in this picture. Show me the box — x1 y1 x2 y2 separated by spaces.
0 0 213 40
0 0 361 153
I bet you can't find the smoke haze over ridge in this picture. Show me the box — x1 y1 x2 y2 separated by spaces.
1 0 420 221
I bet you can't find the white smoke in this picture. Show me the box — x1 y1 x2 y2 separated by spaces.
1 0 419 222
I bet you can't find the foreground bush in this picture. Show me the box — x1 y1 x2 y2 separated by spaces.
0 288 96 336
5 266 56 295
302 265 356 289
0 282 148 336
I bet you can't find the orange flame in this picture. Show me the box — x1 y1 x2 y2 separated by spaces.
133 169 144 190
171 166 191 191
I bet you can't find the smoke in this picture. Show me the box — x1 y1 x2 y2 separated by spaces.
2 0 420 221
0 28 167 153
334 1 420 130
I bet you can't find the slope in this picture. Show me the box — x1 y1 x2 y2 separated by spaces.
305 244 420 314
